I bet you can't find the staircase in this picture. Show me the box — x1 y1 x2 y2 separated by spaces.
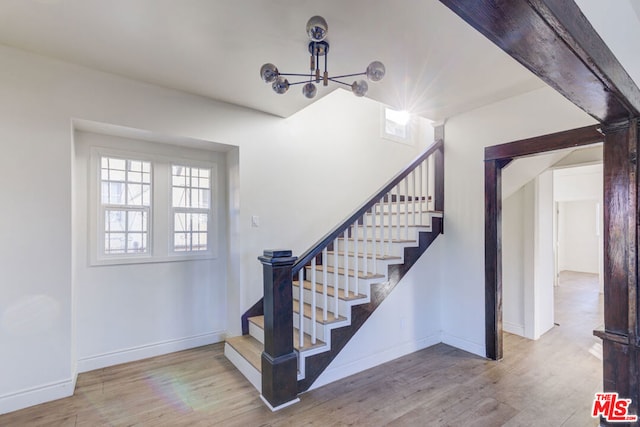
225 140 444 410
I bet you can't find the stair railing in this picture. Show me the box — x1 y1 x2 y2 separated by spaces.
259 139 443 409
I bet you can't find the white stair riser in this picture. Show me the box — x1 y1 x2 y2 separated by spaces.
349 225 427 241
372 202 430 214
302 268 384 292
224 343 261 392
249 321 264 344
315 257 387 274
302 259 382 280
322 252 405 271
337 238 410 255
292 312 328 342
293 286 354 314
363 212 433 227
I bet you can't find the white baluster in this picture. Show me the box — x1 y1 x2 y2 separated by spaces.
298 269 304 348
379 197 386 256
396 184 401 243
311 258 317 345
343 229 349 297
404 177 409 239
386 190 392 255
333 240 339 319
322 247 328 322
412 170 417 226
371 206 377 274
363 214 368 278
354 221 359 295
418 162 423 224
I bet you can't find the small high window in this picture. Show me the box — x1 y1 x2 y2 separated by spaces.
382 107 412 144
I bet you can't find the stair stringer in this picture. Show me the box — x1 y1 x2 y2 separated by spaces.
296 216 443 392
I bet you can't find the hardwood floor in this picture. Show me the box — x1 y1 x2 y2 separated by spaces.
0 271 603 426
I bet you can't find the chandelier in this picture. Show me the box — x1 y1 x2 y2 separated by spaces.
260 16 386 98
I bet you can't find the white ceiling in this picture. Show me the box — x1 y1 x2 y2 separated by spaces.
0 0 636 120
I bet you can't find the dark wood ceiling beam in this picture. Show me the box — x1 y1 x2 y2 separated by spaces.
439 0 640 123
484 124 602 161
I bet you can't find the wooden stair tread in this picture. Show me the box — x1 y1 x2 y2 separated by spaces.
247 316 327 352
293 280 367 301
326 251 401 261
293 300 347 324
306 264 385 280
226 335 262 372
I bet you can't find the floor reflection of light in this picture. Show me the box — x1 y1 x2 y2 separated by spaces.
589 341 603 361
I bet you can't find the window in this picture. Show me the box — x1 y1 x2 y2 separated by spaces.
91 147 217 265
171 165 211 252
381 107 413 145
100 157 151 255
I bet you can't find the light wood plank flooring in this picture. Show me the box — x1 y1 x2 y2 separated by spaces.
0 271 603 426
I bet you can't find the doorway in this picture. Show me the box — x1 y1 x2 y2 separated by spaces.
484 125 603 360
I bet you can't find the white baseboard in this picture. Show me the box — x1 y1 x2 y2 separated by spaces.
260 395 300 411
441 333 485 357
0 377 76 415
77 330 225 373
504 321 525 337
308 333 442 391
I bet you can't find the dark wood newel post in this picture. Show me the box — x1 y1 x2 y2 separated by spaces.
434 143 445 214
258 249 299 409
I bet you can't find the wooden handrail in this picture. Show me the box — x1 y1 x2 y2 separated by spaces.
292 139 444 274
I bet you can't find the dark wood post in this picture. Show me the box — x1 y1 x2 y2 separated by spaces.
434 144 445 215
258 249 299 409
594 119 639 422
484 159 503 361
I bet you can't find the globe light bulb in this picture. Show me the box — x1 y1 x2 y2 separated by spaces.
351 80 368 97
302 82 317 99
366 61 386 82
306 16 328 42
272 77 290 94
260 63 279 83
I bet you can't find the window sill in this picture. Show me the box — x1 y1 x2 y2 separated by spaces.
90 253 216 267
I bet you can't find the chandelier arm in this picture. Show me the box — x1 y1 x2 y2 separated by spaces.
328 72 366 80
287 80 317 86
326 78 353 87
279 73 314 77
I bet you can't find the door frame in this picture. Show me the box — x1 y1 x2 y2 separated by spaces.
484 124 603 360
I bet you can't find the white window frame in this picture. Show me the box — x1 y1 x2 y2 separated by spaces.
89 147 217 266
169 163 214 255
100 156 152 258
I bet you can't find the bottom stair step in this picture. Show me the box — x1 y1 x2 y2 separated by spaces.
226 335 262 371
224 335 262 392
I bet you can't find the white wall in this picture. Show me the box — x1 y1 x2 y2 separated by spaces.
554 165 603 278
0 44 430 413
73 131 229 371
441 86 596 355
558 200 600 274
502 171 555 340
502 187 526 336
532 171 555 339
